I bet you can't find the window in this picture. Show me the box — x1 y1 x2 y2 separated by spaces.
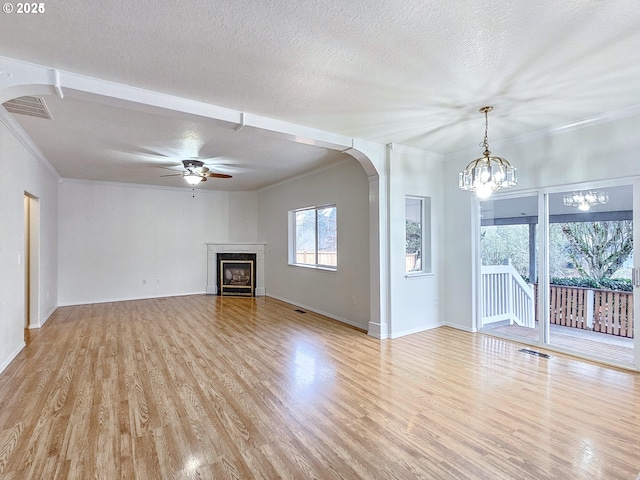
406 196 431 274
289 205 337 269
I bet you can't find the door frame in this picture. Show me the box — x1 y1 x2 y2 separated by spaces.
24 192 40 330
474 178 640 370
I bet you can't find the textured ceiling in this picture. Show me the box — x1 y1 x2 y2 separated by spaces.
1 0 639 188
10 95 346 191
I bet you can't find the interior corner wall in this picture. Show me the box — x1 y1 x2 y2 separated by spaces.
257 159 370 329
443 112 640 332
228 191 258 242
58 180 233 306
388 146 445 338
0 120 58 373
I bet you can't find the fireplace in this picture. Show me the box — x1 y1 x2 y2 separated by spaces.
217 253 257 296
206 243 266 296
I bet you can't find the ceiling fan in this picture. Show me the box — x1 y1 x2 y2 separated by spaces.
158 160 232 185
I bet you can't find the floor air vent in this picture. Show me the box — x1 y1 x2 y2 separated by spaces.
2 96 53 119
294 309 306 314
519 348 551 359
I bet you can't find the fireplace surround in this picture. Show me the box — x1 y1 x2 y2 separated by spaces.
206 243 266 296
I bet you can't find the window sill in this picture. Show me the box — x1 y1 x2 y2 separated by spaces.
405 272 434 279
288 263 337 272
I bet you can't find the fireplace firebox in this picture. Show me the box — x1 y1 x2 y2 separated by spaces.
217 253 257 296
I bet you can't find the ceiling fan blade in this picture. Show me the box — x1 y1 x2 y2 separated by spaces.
204 173 233 179
160 174 183 177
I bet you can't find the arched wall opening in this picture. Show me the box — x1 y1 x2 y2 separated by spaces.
0 57 389 337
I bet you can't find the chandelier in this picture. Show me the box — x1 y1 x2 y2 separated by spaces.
458 106 517 198
563 190 608 211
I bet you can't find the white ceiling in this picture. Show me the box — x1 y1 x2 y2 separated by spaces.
8 95 347 191
1 0 640 190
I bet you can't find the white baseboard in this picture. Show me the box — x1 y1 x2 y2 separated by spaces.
0 341 26 375
444 322 477 333
28 304 58 329
58 291 207 307
266 294 368 331
389 321 445 339
42 304 57 326
367 321 388 339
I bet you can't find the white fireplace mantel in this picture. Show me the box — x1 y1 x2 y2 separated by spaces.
206 242 267 296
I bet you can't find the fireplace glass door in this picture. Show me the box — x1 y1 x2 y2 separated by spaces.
219 259 255 296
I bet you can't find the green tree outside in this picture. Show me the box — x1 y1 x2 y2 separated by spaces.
481 220 633 284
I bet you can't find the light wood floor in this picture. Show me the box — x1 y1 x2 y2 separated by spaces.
1 295 639 479
483 322 635 365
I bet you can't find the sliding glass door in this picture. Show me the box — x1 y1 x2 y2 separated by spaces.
478 182 639 370
479 194 539 343
546 185 634 365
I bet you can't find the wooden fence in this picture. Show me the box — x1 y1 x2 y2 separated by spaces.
296 251 337 266
406 253 419 272
533 284 634 338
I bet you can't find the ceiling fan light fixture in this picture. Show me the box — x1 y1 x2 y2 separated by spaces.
458 106 517 198
184 173 203 185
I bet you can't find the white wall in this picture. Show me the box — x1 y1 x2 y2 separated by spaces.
58 180 250 305
443 111 640 332
0 117 58 373
228 191 258 242
257 159 371 329
388 145 445 337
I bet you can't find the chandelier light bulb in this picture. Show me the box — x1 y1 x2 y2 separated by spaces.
475 182 493 199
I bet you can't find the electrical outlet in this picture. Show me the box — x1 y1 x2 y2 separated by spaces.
435 297 439 305
352 296 356 305
142 279 147 285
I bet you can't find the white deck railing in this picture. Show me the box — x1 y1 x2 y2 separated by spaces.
481 264 535 328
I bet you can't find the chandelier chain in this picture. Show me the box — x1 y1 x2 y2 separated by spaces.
482 108 490 154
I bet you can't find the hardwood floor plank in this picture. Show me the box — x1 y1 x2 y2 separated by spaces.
0 295 639 479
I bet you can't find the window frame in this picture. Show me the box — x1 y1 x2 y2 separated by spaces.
289 204 338 271
405 196 432 276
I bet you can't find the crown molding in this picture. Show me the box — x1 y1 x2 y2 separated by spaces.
59 177 233 195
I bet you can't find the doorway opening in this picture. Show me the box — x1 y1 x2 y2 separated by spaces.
24 193 40 331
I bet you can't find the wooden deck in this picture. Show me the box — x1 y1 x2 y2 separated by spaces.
1 295 639 479
482 321 635 365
